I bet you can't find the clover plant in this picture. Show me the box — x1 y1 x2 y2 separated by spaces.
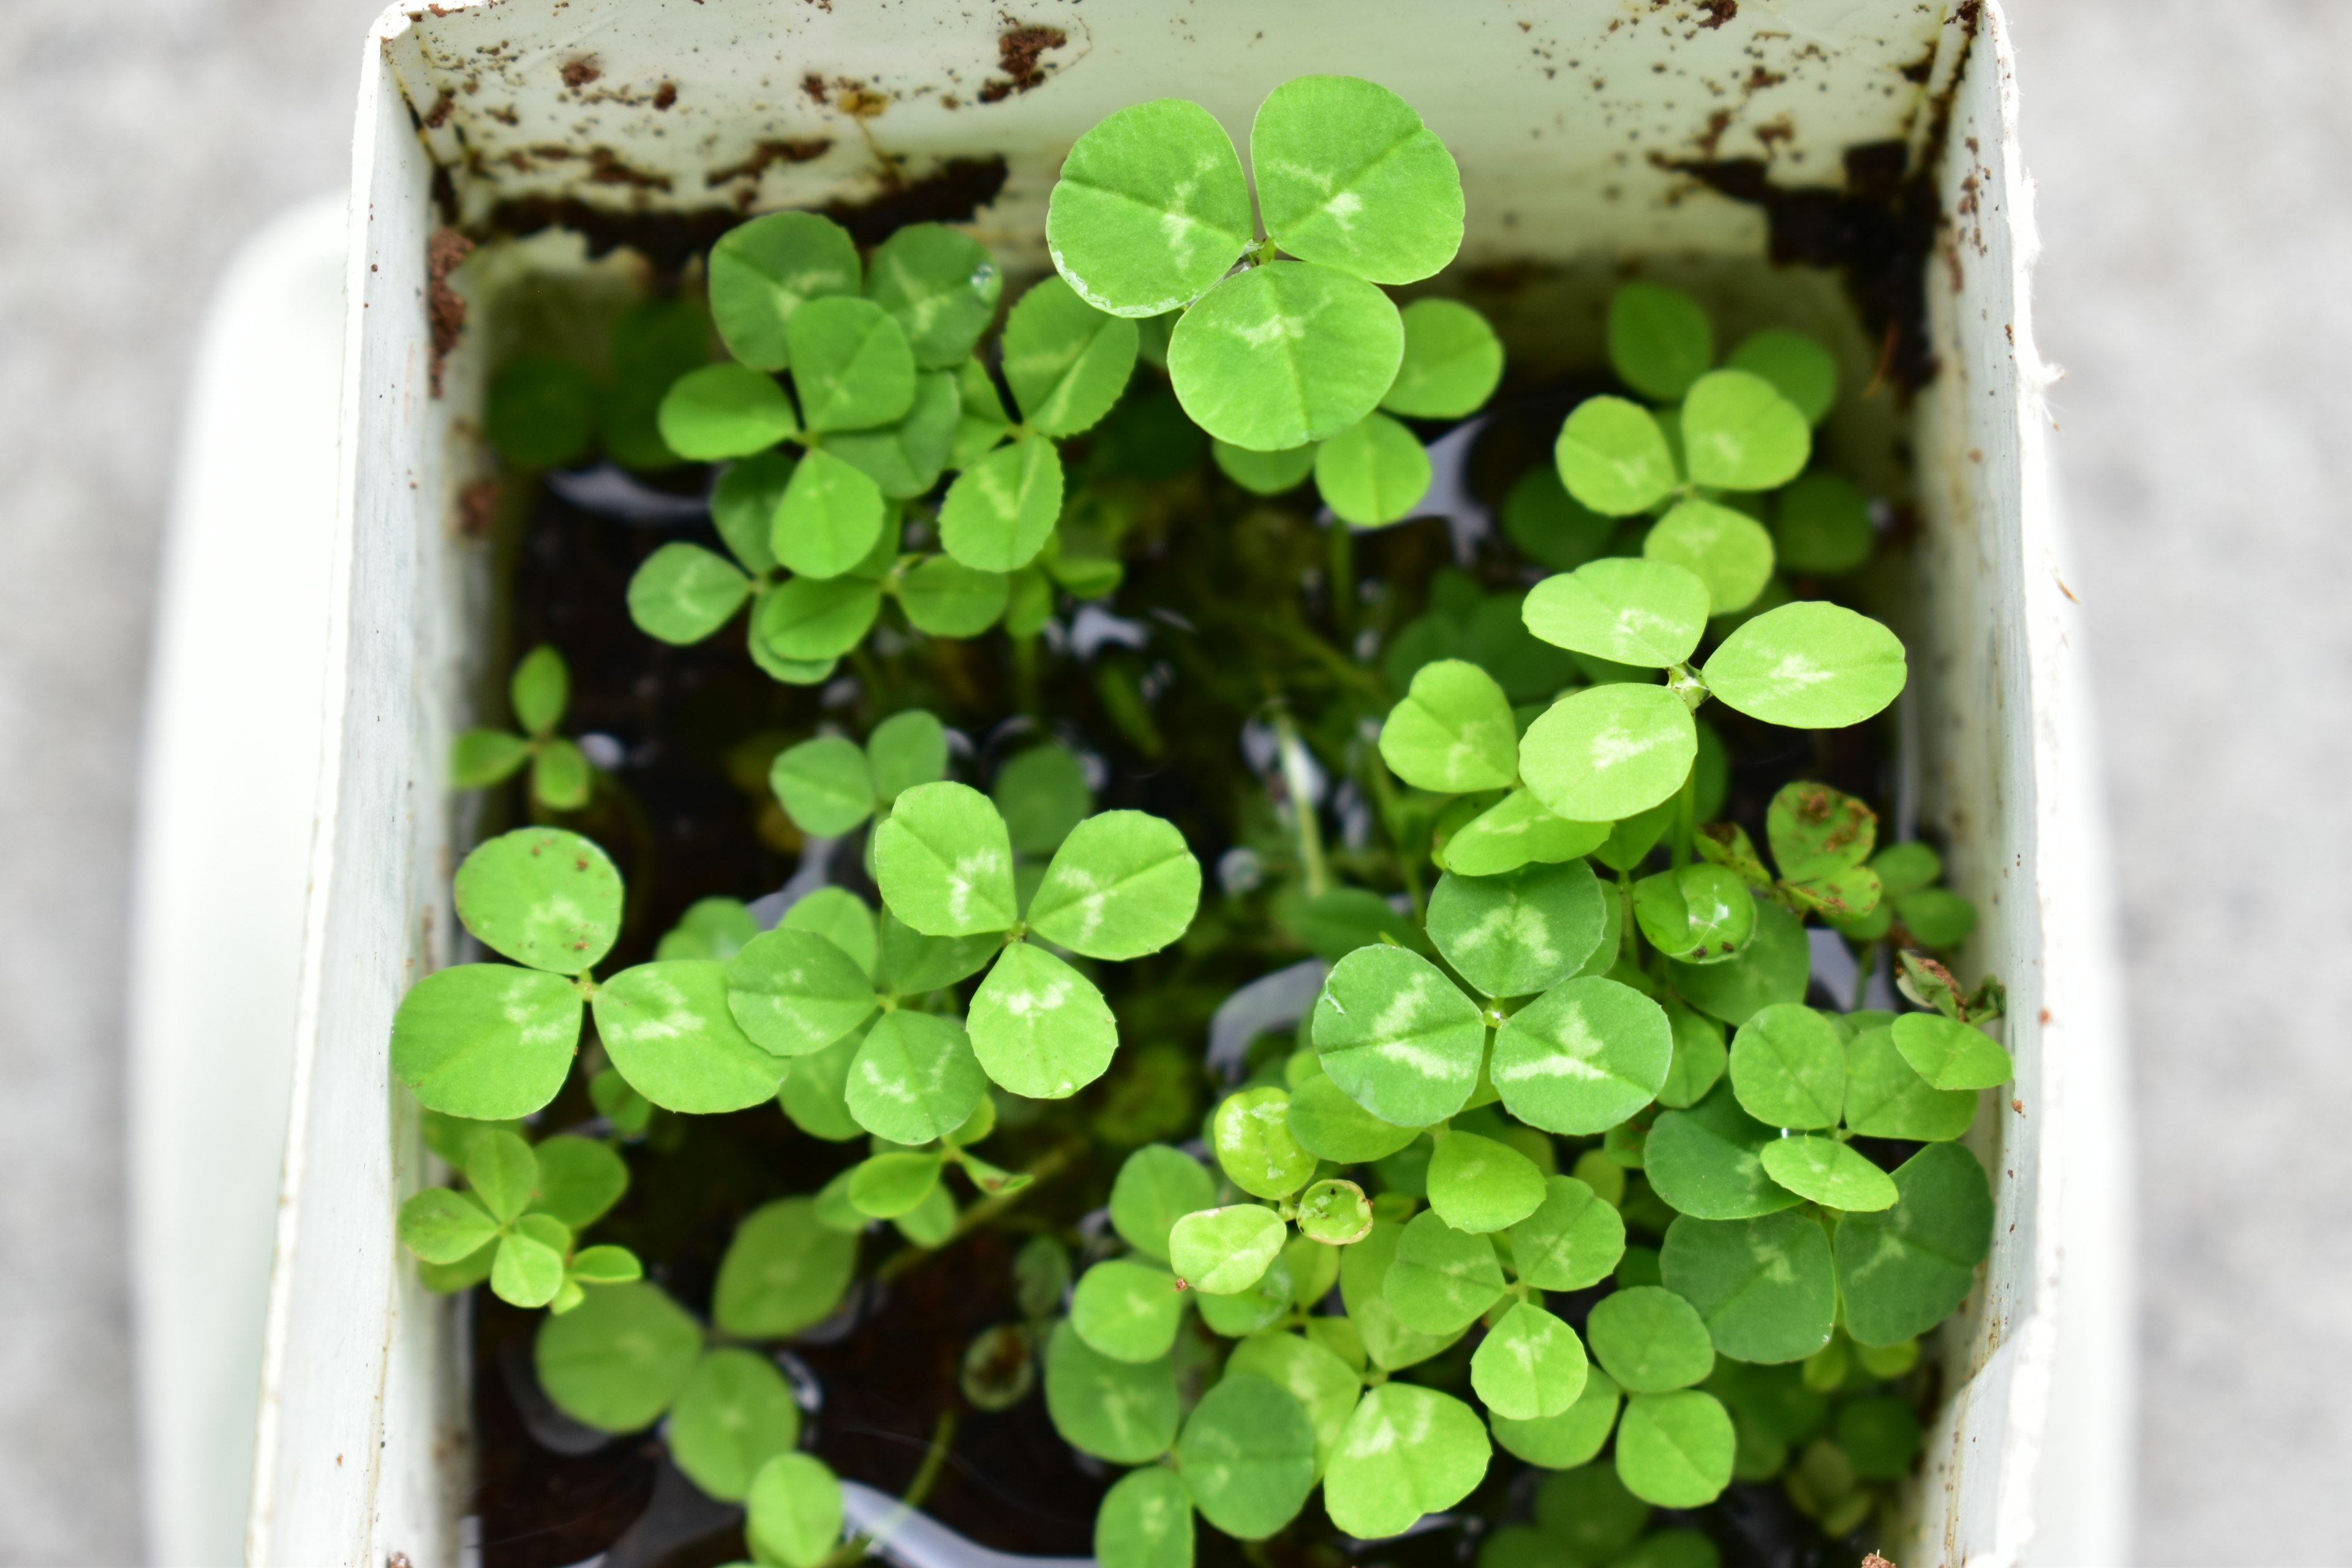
450 644 594 810
430 76 2010 1568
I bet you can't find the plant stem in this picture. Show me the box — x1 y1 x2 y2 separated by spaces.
820 1409 959 1568
1326 520 1356 644
1012 632 1043 723
1362 749 1425 922
873 1140 1082 1285
1672 761 1698 869
1272 707 1330 898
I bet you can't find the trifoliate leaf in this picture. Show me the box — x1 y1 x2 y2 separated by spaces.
968 941 1118 1099
1555 397 1677 516
391 965 581 1119
1378 658 1518 793
773 448 887 579
1047 98 1253 317
899 554 1012 637
1027 810 1201 960
865 709 949 804
1311 944 1487 1128
534 1281 702 1431
1250 75 1464 285
527 1134 628 1229
1168 262 1403 451
1680 369 1809 491
453 827 621 974
1661 1210 1836 1364
993 744 1094 856
593 960 785 1114
768 734 875 837
398 1187 499 1264
1490 976 1671 1136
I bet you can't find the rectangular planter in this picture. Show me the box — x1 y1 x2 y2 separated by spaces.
249 2 2128 1562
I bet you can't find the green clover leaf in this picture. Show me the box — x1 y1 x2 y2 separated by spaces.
1174 1373 1318 1540
1440 790 1610 876
1026 810 1201 960
1313 411 1430 527
1072 1258 1187 1363
1758 1135 1898 1212
1615 1390 1735 1507
1490 975 1672 1136
1169 1203 1287 1295
1094 1467 1194 1568
1642 1081 1804 1220
1382 298 1503 418
745 1452 846 1568
1003 276 1140 437
826 369 960 499
1322 1383 1489 1540
845 1011 986 1144
1425 860 1608 1000
1518 683 1697 824
1555 397 1677 516
533 1280 703 1431
1167 262 1403 451
1680 369 1810 491
1426 1130 1546 1233
709 211 861 369
1521 556 1710 669
1660 1210 1836 1364
1043 1317 1181 1463
1727 1002 1845 1129
669 1349 803 1503
1510 1174 1627 1291
453 827 622 974
939 436 1065 572
628 541 752 645
714 1197 859 1337
1047 98 1254 317
656 363 796 461
873 781 1019 936
968 941 1118 1099
391 965 581 1119
1250 75 1463 285
1378 658 1518 793
1311 944 1487 1128
1834 1142 1994 1344
1728 327 1838 423
1110 1144 1219 1262
1473 1300 1589 1420
1891 1011 2014 1090
1607 282 1713 402
1702 601 1906 728
592 960 784 1114
785 295 917 432
1644 497 1776 616
724 927 878 1057
864 222 1001 369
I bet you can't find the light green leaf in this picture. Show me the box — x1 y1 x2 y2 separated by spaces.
1521 556 1709 669
873 781 1017 936
1758 1136 1897 1212
451 728 530 789
1704 600 1907 729
1213 439 1319 495
1003 276 1139 437
1378 658 1518 793
1385 1210 1506 1334
1490 1365 1622 1469
1510 1174 1626 1291
1893 1012 2013 1090
951 357 1014 466
1474 1300 1589 1420
1167 262 1403 451
1681 369 1809 491
1728 328 1837 424
1555 398 1677 516
826 369 960 499
1095 1466 1195 1568
1662 1210 1836 1364
1633 864 1757 966
398 1187 499 1264
1774 471 1874 574
1383 298 1504 418
847 1150 943 1218
657 363 796 461
725 928 878 1057
1586 1284 1714 1393
490 1216 568 1308
510 645 569 736
1111 1145 1219 1262
1213 1085 1316 1199
769 734 875 837
866 709 949 804
1665 895 1809 1027
1426 861 1607 1000
745 1452 845 1568
773 447 886 579
565 1244 642 1286
1642 1082 1804 1221
1043 1318 1180 1463
993 745 1094 855
1071 1259 1186 1363
1616 1390 1735 1507
1517 684 1697 824
1169 1203 1287 1295
391 964 581 1119
1490 976 1671 1136
1295 887 1422 963
1175 1373 1318 1539
899 554 1012 637
627 541 751 646
1608 282 1713 403
529 1134 628 1229
876 910 1000 996
453 827 622 974
530 741 591 812
895 1179 959 1248
968 941 1117 1099
459 1126 537 1224
1727 1003 1845 1129
1046 97 1253 317
1842 1022 1977 1139
1426 1131 1545 1234
1645 498 1775 615
1322 1383 1490 1540
756 573 883 662
1441 790 1610 877
1504 466 1616 571
845 1011 985 1144
669 1348 803 1502
1027 810 1200 960
1659 997 1728 1109
710 211 861 369
713 451 790 574
1834 1142 1993 1344
778 1030 865 1142
533 1281 702 1431
1226 1331 1363 1474
714 1197 859 1337
1250 75 1464 285
1295 1178 1374 1246
1313 412 1430 528
939 437 1065 572
593 961 784 1114
1340 1219 1464 1370
1285 1072 1422 1163
864 223 1000 369
1311 944 1487 1128
786 295 916 432
1198 1252 1294 1336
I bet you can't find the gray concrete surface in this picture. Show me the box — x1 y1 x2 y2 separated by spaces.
0 1 2343 1563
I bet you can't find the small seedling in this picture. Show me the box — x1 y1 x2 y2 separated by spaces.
450 644 594 810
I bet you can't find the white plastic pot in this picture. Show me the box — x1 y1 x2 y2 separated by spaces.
243 2 2130 1563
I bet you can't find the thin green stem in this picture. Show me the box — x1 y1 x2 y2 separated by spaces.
1672 761 1698 869
1326 521 1356 644
1362 750 1425 922
821 1409 959 1568
1272 707 1330 898
873 1140 1082 1285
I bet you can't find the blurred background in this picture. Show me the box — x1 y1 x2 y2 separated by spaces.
0 0 2339 1562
